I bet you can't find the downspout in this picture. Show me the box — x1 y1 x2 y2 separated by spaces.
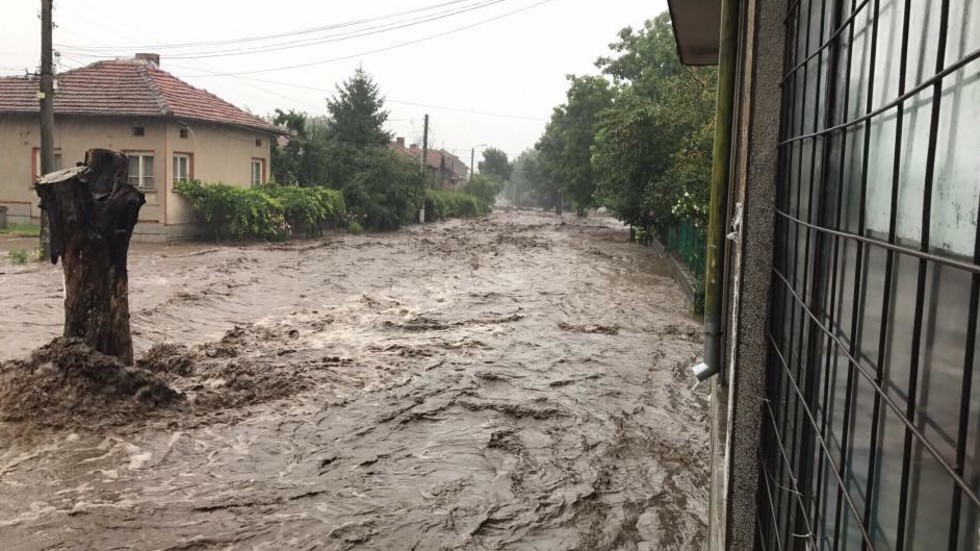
692 0 740 382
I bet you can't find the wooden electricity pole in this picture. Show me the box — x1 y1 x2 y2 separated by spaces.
39 0 55 258
421 114 429 179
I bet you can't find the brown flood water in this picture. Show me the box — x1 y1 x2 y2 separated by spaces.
0 210 708 550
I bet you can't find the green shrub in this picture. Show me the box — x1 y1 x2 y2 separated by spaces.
262 184 345 237
341 148 424 231
348 221 364 235
461 174 504 208
454 193 486 217
176 180 289 241
8 249 28 265
424 189 489 220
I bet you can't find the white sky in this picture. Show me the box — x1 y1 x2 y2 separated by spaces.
0 0 667 161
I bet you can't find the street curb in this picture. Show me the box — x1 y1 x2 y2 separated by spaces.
649 236 698 307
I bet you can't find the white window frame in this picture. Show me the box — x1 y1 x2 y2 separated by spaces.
126 152 155 190
33 148 62 180
173 153 191 184
251 158 264 186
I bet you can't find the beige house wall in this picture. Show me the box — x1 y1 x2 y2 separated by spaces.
0 114 272 242
164 121 271 235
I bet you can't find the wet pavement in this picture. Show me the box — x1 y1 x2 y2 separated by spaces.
0 210 708 550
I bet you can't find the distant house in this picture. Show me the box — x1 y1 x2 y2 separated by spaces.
390 137 469 190
0 53 279 242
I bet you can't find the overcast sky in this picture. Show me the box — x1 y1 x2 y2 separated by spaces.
1 0 667 161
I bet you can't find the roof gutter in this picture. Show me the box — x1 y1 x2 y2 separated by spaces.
694 0 739 383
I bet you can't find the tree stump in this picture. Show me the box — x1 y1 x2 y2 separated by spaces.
34 149 145 365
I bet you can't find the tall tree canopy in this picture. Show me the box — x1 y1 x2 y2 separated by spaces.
591 13 717 229
270 109 331 186
535 75 614 215
326 66 391 148
268 67 426 230
477 148 513 183
506 149 548 207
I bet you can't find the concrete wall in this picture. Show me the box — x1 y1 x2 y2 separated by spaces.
0 114 272 241
706 0 786 548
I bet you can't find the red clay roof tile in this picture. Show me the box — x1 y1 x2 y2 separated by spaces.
0 58 277 133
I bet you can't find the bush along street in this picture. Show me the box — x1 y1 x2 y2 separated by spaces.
177 67 504 242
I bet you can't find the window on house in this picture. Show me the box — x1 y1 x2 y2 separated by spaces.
132 126 145 136
251 159 264 186
32 149 62 180
173 154 191 184
126 153 155 189
179 128 189 139
255 138 262 147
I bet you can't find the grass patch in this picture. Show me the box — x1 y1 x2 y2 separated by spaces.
8 249 29 264
0 223 41 238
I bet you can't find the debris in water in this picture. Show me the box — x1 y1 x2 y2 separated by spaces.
557 321 620 335
0 338 183 429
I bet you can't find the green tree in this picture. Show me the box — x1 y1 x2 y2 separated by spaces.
270 109 331 186
506 149 547 207
591 13 716 229
462 174 504 207
343 148 424 231
477 148 512 183
326 66 391 148
534 109 567 213
325 66 392 186
536 75 614 216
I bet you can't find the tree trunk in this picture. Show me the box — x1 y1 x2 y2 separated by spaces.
34 149 145 365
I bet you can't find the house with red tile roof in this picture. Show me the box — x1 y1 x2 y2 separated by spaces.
390 137 469 190
0 54 280 241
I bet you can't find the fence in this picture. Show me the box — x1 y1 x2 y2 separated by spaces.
659 219 707 282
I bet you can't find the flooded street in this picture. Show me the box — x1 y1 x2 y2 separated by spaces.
0 211 708 550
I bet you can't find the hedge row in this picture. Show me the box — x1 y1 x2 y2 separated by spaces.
175 181 345 241
176 180 495 242
424 189 487 220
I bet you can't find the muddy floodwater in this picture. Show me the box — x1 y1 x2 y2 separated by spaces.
0 210 708 550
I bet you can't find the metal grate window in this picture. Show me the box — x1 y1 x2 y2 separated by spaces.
760 0 980 549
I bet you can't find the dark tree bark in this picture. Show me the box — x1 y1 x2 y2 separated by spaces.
34 149 145 365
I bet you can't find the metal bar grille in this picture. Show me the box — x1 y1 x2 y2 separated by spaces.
759 0 980 548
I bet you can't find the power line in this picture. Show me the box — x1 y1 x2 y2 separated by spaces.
171 0 558 77
57 0 481 51
157 71 546 122
60 0 509 60
55 1 323 113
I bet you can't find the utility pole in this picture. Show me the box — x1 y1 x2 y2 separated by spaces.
421 114 429 181
39 0 55 258
470 148 475 182
417 114 429 223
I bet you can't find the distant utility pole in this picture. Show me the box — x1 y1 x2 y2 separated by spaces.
421 114 429 180
470 148 475 182
39 0 55 258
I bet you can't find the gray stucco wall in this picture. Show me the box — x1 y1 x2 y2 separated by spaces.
708 0 786 548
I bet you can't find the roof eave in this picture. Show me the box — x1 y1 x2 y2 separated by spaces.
666 0 723 66
0 110 281 135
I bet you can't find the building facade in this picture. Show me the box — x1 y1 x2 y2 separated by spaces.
667 0 980 548
391 137 469 189
0 54 278 241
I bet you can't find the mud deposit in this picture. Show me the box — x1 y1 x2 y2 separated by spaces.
0 211 708 550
